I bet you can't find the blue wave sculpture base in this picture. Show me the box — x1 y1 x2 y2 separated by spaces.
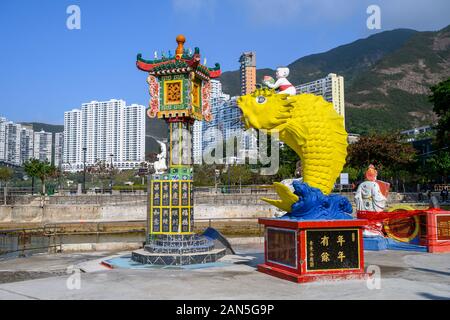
281 181 353 221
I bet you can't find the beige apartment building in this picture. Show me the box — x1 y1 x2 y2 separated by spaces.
239 52 256 95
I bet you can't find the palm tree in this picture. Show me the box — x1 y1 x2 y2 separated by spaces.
0 167 13 188
24 159 40 194
24 159 57 195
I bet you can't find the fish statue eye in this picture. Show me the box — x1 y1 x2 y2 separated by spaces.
256 96 267 104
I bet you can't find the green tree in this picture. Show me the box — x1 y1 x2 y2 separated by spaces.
429 78 450 147
229 165 253 186
193 164 219 186
277 144 300 180
0 167 13 187
23 158 40 194
426 151 450 183
346 133 416 176
23 159 57 195
342 166 361 183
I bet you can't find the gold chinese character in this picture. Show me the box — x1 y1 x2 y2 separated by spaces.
337 235 346 246
337 251 346 262
321 252 330 263
320 236 329 246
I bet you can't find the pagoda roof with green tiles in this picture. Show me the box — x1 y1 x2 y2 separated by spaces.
136 35 221 80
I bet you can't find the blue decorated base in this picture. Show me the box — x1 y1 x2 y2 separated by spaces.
281 181 353 221
364 236 427 252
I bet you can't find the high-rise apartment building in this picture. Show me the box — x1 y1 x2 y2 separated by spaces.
196 76 258 165
239 52 256 95
0 116 59 166
202 96 258 164
54 132 64 168
63 109 82 169
62 99 145 172
0 121 22 165
0 117 7 161
33 130 53 163
192 79 230 164
20 125 34 164
295 73 345 123
122 104 146 163
81 99 124 165
192 121 203 165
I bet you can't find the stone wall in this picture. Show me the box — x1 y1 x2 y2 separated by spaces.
0 191 429 225
0 193 278 224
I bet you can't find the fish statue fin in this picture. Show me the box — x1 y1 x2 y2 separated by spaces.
279 121 307 156
261 182 299 213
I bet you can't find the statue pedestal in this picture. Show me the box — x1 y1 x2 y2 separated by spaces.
131 171 226 266
257 219 368 283
132 234 226 265
419 209 450 253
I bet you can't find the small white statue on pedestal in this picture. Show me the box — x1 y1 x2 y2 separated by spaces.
355 164 388 213
264 67 297 96
153 141 167 174
355 164 390 237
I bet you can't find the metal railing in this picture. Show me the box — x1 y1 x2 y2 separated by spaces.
0 185 276 205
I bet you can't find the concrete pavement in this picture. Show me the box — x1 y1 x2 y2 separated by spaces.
0 245 449 300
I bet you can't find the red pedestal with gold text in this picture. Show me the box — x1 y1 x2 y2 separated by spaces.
419 209 450 253
258 219 368 283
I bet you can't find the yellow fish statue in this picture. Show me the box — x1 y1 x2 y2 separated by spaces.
237 89 352 220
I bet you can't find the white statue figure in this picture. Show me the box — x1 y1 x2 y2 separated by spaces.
355 181 387 213
153 141 167 174
355 164 387 213
355 165 391 237
264 67 297 96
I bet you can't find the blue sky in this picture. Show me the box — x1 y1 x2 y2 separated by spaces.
0 0 449 124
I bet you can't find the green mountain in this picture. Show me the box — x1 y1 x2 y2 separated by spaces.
219 26 450 134
220 29 418 97
20 122 64 133
346 26 450 133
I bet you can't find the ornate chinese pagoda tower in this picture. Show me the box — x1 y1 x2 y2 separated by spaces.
131 35 225 265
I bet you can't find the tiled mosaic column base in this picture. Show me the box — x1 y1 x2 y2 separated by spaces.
131 234 226 266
